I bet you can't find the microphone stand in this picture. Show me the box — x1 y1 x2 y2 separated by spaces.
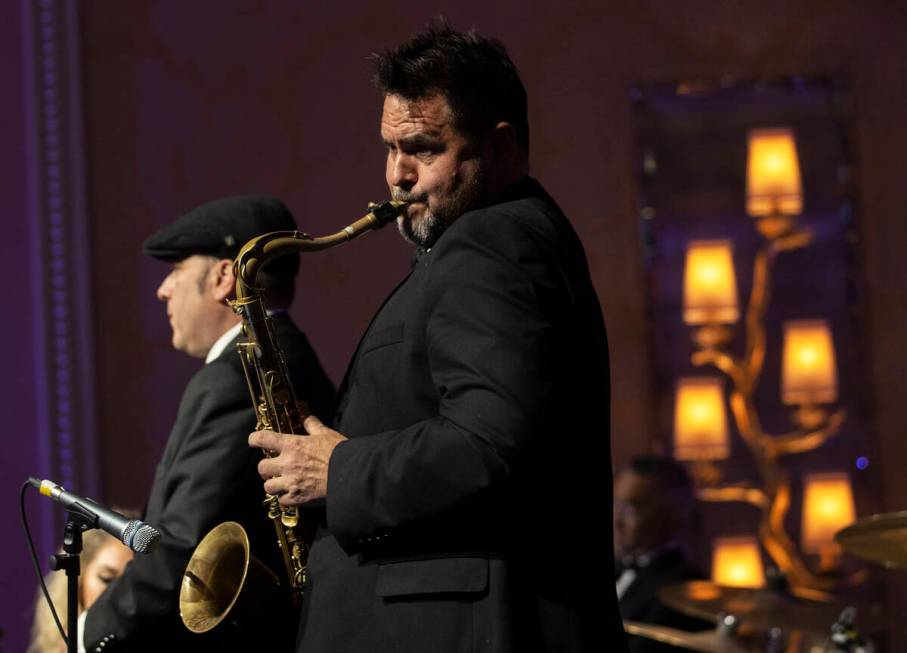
50 511 92 653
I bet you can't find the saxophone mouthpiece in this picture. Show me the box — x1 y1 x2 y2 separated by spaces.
368 200 411 226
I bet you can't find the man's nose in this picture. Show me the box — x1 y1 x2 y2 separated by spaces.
388 153 417 190
156 274 172 301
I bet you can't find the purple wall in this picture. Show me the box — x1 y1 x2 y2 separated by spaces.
79 0 907 499
2 3 46 651
6 1 907 647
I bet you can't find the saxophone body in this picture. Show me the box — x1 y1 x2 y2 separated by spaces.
179 200 409 633
233 281 310 598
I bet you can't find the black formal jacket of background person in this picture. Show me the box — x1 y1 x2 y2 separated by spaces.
83 314 336 652
617 549 710 653
295 177 627 653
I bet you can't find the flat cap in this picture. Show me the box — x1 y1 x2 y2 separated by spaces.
143 196 299 267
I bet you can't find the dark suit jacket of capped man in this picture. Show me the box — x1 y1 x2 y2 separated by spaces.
296 177 626 652
83 313 336 652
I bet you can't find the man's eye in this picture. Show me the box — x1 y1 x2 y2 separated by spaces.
399 141 441 156
416 145 442 158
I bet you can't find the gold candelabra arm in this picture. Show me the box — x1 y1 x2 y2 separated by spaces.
727 389 767 452
691 349 746 388
759 475 836 590
741 228 813 385
693 474 837 590
770 408 847 456
771 228 813 253
742 245 772 386
686 215 850 592
698 484 768 509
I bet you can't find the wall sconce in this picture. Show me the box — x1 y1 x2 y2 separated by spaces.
782 320 838 404
683 240 738 349
746 128 803 239
782 320 838 429
646 103 856 590
674 377 730 462
712 536 766 588
802 472 855 570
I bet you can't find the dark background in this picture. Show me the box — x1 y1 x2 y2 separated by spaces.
4 2 907 650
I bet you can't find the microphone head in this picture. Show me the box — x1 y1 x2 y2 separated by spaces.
122 520 162 554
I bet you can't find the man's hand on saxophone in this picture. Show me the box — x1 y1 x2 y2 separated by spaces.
249 414 348 507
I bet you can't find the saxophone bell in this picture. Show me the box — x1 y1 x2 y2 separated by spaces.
179 521 289 634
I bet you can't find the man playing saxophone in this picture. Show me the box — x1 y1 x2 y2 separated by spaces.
80 197 336 652
249 24 627 652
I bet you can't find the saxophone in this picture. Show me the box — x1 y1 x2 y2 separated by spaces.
179 200 409 634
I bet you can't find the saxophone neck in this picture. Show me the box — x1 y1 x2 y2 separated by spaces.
232 200 410 298
233 230 305 302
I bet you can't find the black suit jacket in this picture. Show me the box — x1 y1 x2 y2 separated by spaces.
84 314 335 652
296 178 627 652
617 550 710 653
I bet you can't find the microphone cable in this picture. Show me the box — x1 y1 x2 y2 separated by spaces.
21 480 69 647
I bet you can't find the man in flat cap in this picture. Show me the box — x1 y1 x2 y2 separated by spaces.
79 196 336 652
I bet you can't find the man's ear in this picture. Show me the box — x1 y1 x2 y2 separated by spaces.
210 259 236 302
487 121 520 168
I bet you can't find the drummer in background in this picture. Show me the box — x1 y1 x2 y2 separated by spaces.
614 456 711 652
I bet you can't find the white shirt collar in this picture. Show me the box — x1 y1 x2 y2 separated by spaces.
205 322 243 364
616 542 683 600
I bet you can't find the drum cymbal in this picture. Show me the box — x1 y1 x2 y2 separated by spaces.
836 510 907 570
623 620 752 653
657 580 870 634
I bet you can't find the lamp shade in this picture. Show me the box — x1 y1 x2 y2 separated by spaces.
673 377 729 461
801 472 856 553
683 240 739 325
712 537 765 588
746 128 803 216
781 320 838 405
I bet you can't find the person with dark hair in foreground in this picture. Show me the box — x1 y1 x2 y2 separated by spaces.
249 23 625 652
614 456 710 652
80 197 336 652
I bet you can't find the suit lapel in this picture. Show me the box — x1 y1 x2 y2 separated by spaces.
333 270 413 410
159 335 243 469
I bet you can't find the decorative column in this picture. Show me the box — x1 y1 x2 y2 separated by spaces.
22 0 99 551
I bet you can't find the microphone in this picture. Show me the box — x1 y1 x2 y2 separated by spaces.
28 477 161 554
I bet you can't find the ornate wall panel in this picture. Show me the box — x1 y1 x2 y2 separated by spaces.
22 0 99 544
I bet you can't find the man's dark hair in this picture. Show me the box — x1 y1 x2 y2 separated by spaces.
628 456 695 502
372 21 529 158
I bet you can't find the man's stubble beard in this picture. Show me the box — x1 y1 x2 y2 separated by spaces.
395 161 487 249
